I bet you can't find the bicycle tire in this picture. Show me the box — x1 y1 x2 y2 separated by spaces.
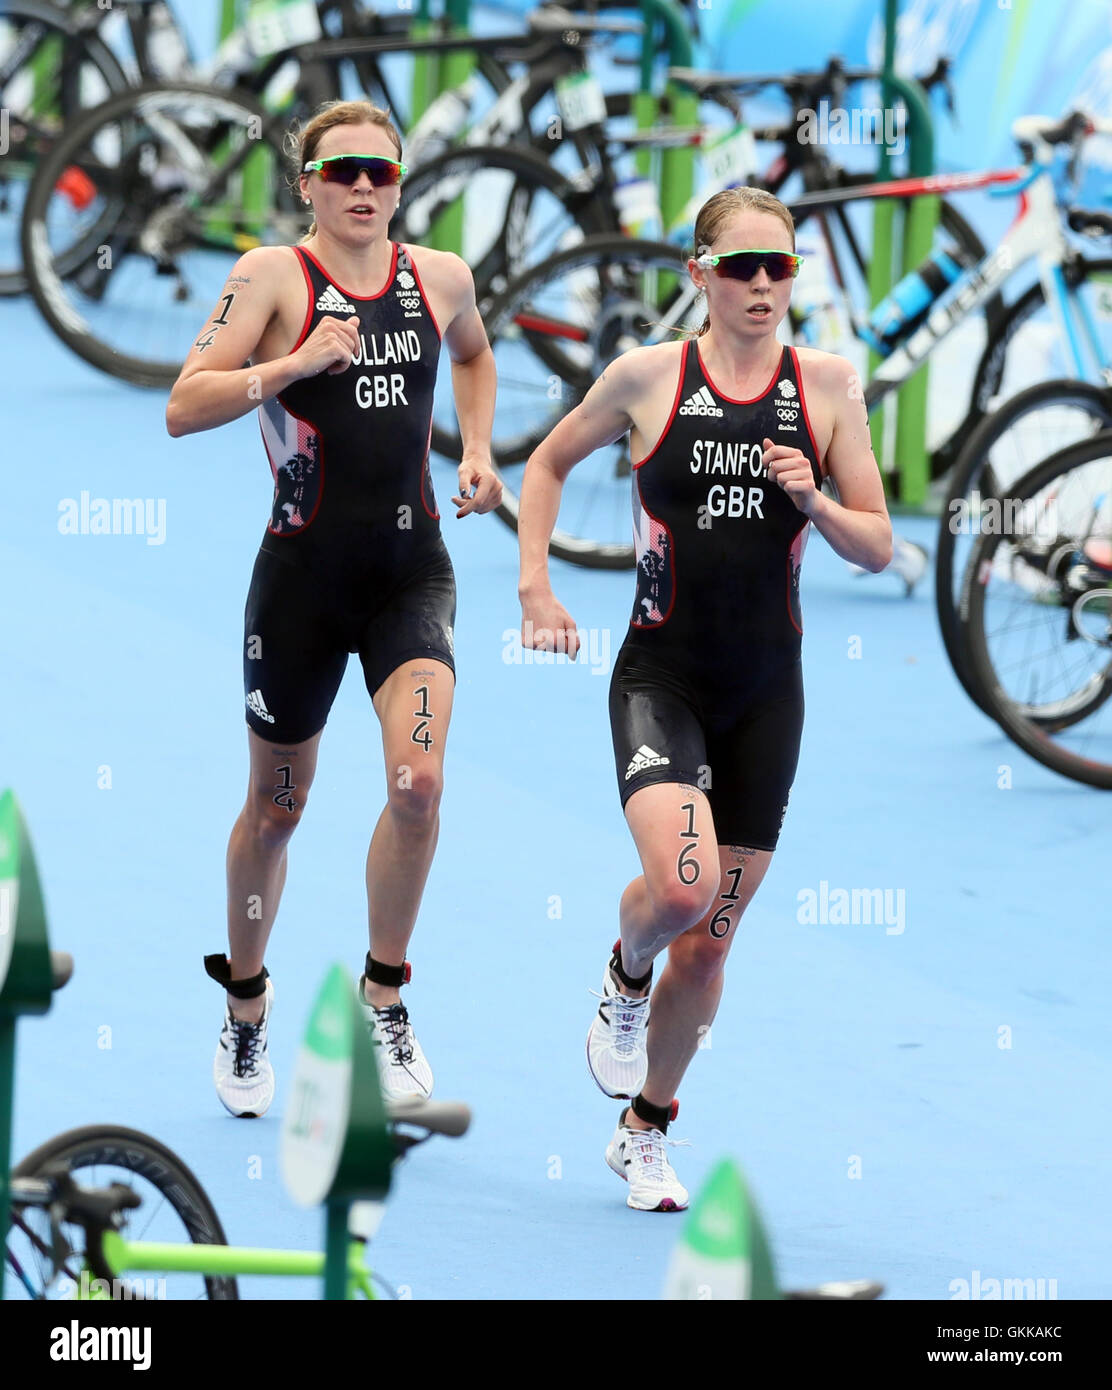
787 170 1005 487
10 1123 238 1300
394 140 614 307
970 256 1112 419
21 79 298 387
939 378 1112 715
0 0 130 296
792 175 1004 337
476 234 695 569
403 143 619 467
962 431 1112 787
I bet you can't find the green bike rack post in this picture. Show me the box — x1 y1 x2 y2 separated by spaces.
279 962 393 1300
242 0 305 246
407 0 473 255
410 0 439 140
869 0 936 507
220 0 242 45
30 0 103 126
205 1 268 248
428 0 474 255
662 1156 781 1299
866 0 897 472
0 790 56 1301
631 0 694 302
638 0 695 237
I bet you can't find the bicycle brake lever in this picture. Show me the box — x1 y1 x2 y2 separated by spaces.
943 74 958 125
47 1202 77 1284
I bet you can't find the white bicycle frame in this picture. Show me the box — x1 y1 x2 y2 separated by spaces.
870 157 1112 395
640 114 1112 393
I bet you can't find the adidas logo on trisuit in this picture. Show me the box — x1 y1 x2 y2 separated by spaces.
624 744 671 781
678 385 724 418
246 689 275 723
315 285 357 315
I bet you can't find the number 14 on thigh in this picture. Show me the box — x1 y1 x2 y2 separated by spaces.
412 684 434 752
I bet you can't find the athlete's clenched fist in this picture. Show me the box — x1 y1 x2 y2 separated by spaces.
763 437 819 515
520 593 581 659
292 314 361 378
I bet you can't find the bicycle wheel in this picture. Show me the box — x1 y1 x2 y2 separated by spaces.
21 80 303 387
970 256 1112 416
9 1124 238 1300
939 379 1112 715
402 144 617 467
790 173 1005 483
394 141 613 307
470 235 700 569
962 431 1112 786
0 0 129 296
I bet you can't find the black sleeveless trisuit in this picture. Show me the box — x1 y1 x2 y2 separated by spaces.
609 338 824 849
243 242 455 742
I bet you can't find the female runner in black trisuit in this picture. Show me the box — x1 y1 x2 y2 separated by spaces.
166 100 499 1116
517 187 892 1210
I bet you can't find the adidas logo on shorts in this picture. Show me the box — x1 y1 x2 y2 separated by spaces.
246 689 275 723
624 744 671 781
678 385 724 418
315 284 357 315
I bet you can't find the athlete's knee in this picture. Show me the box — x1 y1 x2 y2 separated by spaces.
668 928 730 988
647 872 719 935
388 762 442 825
246 784 308 846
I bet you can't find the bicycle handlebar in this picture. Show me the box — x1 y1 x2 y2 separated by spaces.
385 1097 471 1139
1012 111 1094 150
51 951 73 992
529 6 645 38
1068 207 1112 238
668 53 954 106
10 1165 139 1232
1012 111 1112 184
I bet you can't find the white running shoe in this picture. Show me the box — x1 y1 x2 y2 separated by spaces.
587 946 651 1099
357 976 433 1101
213 978 275 1118
605 1108 690 1212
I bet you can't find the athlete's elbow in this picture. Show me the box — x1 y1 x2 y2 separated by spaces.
869 529 894 572
165 390 199 438
525 443 569 486
165 388 186 437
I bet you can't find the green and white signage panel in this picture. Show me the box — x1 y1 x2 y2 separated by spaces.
280 962 392 1207
0 790 52 1015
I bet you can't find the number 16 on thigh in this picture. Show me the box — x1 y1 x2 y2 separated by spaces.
677 800 701 884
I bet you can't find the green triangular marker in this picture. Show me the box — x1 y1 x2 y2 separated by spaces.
0 789 53 1016
280 962 392 1209
662 1157 781 1300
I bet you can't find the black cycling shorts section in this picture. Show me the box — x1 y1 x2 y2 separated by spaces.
243 541 456 745
609 645 804 850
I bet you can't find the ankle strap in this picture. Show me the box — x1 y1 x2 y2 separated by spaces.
204 953 269 1000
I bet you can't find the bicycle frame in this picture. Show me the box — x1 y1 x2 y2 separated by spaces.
842 163 1112 399
95 1229 379 1299
617 156 1112 395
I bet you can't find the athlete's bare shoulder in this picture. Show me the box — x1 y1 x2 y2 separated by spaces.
232 243 303 284
791 344 863 405
216 244 304 317
397 242 469 290
602 338 685 396
790 345 869 466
